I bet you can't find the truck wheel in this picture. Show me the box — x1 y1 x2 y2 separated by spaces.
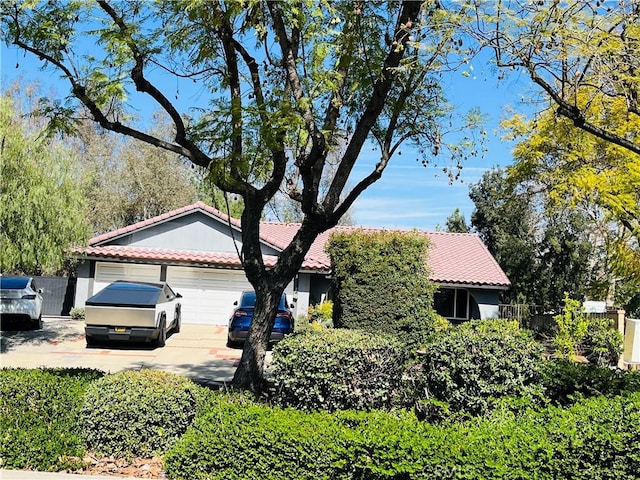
156 316 167 348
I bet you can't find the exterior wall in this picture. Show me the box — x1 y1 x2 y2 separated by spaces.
469 288 501 319
106 212 280 256
74 261 93 308
293 274 311 319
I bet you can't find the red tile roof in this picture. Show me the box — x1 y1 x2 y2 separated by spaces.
83 202 510 288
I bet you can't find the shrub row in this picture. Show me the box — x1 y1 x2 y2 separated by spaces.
1 368 209 472
165 392 640 480
270 320 548 416
0 368 104 471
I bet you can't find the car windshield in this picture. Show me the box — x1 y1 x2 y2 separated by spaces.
239 291 287 309
87 282 162 307
0 277 30 290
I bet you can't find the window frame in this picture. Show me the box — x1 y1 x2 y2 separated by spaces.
434 288 470 321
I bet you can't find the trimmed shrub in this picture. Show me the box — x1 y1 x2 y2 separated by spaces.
78 369 202 457
0 367 104 471
270 329 409 411
327 229 439 347
165 395 347 480
165 392 640 480
411 319 546 417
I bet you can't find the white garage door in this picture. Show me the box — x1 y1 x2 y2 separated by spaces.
166 266 252 325
93 263 161 295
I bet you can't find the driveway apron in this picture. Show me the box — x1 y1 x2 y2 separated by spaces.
0 317 250 385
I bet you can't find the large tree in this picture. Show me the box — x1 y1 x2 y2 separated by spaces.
72 114 203 234
0 95 89 274
468 0 640 156
504 95 639 305
2 1 473 392
469 168 538 304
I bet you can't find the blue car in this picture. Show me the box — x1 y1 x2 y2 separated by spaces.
227 291 294 346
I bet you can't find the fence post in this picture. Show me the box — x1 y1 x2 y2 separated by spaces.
610 309 627 369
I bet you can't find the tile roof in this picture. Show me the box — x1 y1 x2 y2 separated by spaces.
82 202 510 288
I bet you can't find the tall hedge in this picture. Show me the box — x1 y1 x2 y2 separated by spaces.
327 230 438 347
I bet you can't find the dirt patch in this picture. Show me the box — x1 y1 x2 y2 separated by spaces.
69 454 166 478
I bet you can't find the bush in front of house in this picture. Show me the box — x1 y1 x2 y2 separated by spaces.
165 394 346 480
541 359 640 406
0 367 104 471
410 319 546 418
270 329 409 411
165 391 640 480
78 369 203 457
551 294 623 366
327 229 440 348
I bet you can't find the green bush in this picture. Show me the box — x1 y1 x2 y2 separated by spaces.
165 395 347 480
553 294 589 359
541 359 640 406
411 319 546 417
270 329 409 411
69 307 85 320
165 391 640 480
327 230 439 347
306 300 334 328
78 369 203 457
582 315 623 366
0 367 104 471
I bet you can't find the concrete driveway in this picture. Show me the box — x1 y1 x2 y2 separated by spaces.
0 317 251 385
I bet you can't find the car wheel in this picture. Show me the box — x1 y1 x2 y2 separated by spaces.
226 336 237 348
156 316 167 348
86 335 98 347
173 306 181 334
33 315 43 330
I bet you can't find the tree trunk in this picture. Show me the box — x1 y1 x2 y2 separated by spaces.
231 282 284 393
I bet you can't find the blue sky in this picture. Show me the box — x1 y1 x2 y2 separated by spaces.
2 36 535 232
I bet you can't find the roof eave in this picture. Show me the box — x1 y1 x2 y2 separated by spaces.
435 281 511 291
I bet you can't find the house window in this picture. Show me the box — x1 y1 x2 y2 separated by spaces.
434 288 469 320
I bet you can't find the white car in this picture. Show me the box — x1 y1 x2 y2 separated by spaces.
0 277 44 329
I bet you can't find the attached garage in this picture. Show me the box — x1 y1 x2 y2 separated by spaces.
166 266 252 325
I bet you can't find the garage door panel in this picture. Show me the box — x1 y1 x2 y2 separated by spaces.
166 266 252 325
94 263 161 295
